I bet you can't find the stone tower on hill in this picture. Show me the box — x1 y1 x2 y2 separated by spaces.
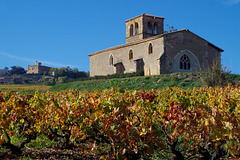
27 61 51 74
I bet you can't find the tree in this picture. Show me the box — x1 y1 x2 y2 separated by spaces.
9 66 26 75
0 67 9 76
72 68 79 78
11 78 17 84
164 24 177 33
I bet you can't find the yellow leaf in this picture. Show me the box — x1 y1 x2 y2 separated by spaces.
20 119 25 123
140 128 147 135
99 155 108 160
205 119 209 126
61 125 67 130
83 117 88 123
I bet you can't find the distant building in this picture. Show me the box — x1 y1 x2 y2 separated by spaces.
27 61 51 74
89 14 223 77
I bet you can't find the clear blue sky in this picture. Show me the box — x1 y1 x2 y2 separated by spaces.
0 0 239 74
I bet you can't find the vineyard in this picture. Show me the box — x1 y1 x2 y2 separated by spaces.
0 85 240 159
0 84 51 94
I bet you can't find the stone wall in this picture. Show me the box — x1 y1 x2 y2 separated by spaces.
163 30 222 73
89 36 165 77
89 29 222 77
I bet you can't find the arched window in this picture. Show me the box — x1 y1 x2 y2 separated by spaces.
153 23 157 34
180 55 191 70
109 55 113 65
147 22 152 34
148 43 153 54
130 24 134 36
129 50 133 60
135 23 139 35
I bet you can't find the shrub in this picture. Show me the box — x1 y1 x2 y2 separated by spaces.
57 76 68 84
198 61 231 87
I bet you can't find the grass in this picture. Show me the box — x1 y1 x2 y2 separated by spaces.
0 133 105 159
0 133 78 160
49 72 204 92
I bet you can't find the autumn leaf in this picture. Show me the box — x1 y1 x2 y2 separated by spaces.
9 131 14 136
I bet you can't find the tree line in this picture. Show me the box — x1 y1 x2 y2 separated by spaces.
1 66 88 78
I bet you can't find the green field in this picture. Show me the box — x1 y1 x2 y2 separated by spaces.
49 72 204 92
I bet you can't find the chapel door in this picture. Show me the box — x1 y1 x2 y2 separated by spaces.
135 59 144 72
115 63 124 74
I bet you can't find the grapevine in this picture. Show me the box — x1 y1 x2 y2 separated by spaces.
0 85 240 159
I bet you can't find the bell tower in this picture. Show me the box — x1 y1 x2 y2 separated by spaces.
125 14 164 44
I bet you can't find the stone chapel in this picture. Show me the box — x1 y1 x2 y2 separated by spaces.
88 14 223 77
